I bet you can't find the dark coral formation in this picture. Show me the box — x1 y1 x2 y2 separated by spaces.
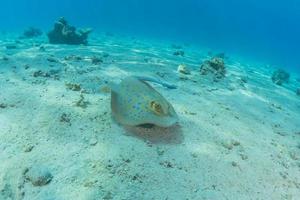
173 50 185 56
23 27 42 38
32 69 60 80
47 17 92 45
65 83 81 91
91 56 103 65
5 44 17 49
297 88 300 96
200 57 226 80
271 69 290 85
171 44 182 49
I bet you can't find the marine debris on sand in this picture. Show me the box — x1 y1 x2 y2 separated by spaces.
47 17 92 45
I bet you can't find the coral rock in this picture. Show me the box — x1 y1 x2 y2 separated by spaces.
47 17 92 45
200 56 226 80
271 69 290 85
173 50 184 56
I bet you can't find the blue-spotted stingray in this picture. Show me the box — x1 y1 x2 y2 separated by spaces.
110 76 178 127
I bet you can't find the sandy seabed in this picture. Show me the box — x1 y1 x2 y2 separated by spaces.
0 33 300 200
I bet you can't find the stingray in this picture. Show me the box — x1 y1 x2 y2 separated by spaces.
110 76 178 127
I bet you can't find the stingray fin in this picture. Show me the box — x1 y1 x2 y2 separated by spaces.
109 82 119 93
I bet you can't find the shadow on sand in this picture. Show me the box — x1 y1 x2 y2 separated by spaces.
123 123 184 144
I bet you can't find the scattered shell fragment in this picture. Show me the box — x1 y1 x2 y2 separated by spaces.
177 64 191 75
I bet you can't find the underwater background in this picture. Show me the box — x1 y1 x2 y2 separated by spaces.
0 0 300 72
1 1 300 200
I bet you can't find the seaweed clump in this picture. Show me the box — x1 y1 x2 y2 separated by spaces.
47 17 92 45
200 57 226 80
271 69 290 85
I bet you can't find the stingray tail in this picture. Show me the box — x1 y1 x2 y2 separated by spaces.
133 76 177 89
108 82 119 93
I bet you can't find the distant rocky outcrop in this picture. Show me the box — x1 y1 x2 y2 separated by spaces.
47 17 92 45
22 27 42 38
271 69 290 85
173 50 185 56
297 88 300 96
200 56 226 80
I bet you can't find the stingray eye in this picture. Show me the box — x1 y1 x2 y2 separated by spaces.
150 101 163 115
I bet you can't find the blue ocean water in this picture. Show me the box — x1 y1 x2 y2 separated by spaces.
1 1 300 199
1 0 300 72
